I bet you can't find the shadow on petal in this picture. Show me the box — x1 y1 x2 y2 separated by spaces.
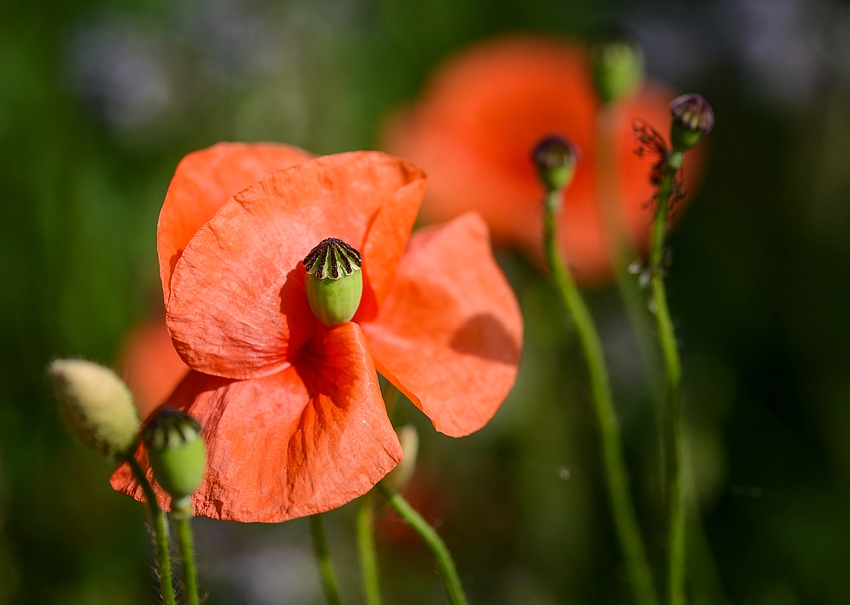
450 312 521 365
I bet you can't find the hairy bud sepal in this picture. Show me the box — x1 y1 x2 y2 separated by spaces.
48 359 140 460
303 238 364 326
531 135 579 193
590 28 645 106
670 94 714 153
143 408 206 504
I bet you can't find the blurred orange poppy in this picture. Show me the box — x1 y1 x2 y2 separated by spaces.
383 36 701 285
111 143 522 522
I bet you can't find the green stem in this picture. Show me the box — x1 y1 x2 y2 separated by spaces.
596 108 662 400
357 494 382 605
173 500 200 605
128 457 176 605
544 191 658 605
650 152 686 605
310 514 343 605
377 482 469 605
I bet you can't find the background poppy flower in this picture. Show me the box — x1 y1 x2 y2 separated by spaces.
383 36 701 285
111 145 523 523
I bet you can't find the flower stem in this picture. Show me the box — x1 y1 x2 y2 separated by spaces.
357 493 382 605
310 514 343 605
128 457 176 605
596 107 661 397
173 500 200 605
543 191 658 605
650 152 686 605
376 482 469 605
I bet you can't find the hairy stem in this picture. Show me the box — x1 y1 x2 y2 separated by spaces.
650 151 686 605
377 483 469 605
128 457 176 605
544 190 658 605
173 500 200 605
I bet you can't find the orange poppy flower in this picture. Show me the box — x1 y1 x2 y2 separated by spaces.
383 36 701 285
110 143 522 522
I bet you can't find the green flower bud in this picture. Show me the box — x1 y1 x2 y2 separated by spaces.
531 135 579 193
303 238 363 326
670 93 714 152
48 359 140 460
143 408 206 504
590 27 645 106
384 425 418 492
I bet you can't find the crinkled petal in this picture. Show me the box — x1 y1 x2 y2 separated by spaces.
120 317 189 420
167 151 425 379
361 212 523 437
158 142 312 303
110 322 402 522
383 36 701 285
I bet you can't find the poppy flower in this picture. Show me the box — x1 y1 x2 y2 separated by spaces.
111 143 523 523
383 36 701 285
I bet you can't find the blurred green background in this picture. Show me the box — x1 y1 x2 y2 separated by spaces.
2 0 850 603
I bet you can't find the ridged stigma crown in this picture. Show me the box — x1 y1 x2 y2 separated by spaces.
303 238 362 280
303 238 364 326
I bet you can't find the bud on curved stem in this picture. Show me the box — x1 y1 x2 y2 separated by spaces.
531 135 579 203
384 425 419 492
303 238 364 326
143 408 206 504
590 27 645 106
670 94 714 153
48 359 140 460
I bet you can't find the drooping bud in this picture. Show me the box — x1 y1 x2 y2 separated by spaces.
670 94 714 152
303 238 363 326
143 408 206 506
531 135 579 193
589 27 645 106
384 425 418 492
48 359 140 460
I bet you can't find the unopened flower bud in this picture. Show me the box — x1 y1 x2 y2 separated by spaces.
303 238 363 326
143 408 206 504
590 27 645 106
670 94 714 152
384 425 418 491
48 359 140 460
531 135 579 193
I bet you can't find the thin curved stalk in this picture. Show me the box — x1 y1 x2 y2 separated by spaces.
357 494 382 605
544 191 659 605
128 457 176 605
377 482 468 605
310 514 342 605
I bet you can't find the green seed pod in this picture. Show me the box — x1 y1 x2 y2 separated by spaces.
531 135 579 193
303 238 363 326
670 94 714 152
48 359 140 460
590 28 645 106
143 409 206 503
384 425 419 492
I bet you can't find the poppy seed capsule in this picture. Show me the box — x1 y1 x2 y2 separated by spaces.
303 238 363 326
143 408 206 503
590 28 645 106
531 135 579 193
670 94 714 152
48 359 140 460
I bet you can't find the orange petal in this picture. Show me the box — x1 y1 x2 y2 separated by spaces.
167 152 425 379
119 318 189 420
110 322 403 522
361 213 523 437
158 142 313 303
383 36 701 285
